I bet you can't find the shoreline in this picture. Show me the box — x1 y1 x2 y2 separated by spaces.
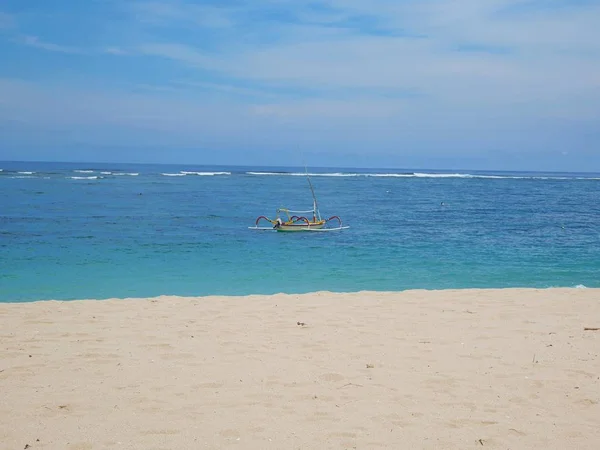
2 288 599 449
1 286 597 305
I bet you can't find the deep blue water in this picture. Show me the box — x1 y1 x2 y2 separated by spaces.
1 161 599 302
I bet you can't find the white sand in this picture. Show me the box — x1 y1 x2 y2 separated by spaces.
1 288 599 449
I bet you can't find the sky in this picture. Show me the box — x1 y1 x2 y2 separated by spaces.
0 0 599 171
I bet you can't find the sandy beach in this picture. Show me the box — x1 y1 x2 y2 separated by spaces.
1 288 599 449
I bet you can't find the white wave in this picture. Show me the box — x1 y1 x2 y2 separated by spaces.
74 170 95 173
574 284 587 289
402 173 597 180
247 171 359 177
69 176 99 180
113 172 139 176
100 171 112 175
356 172 471 178
18 171 35 175
287 172 350 177
411 172 517 179
180 171 231 176
248 171 474 178
366 173 413 178
11 176 34 178
162 173 186 177
305 172 357 177
247 171 286 176
247 170 600 180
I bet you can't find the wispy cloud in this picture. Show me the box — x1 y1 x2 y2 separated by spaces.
0 11 14 29
0 78 261 147
1 0 599 169
138 43 215 67
104 47 128 55
129 1 234 29
15 35 84 54
174 80 276 98
126 0 600 104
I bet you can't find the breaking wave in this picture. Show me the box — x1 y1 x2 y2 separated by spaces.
161 171 231 177
180 171 231 176
245 171 600 180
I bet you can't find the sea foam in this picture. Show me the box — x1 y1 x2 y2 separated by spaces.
180 171 231 176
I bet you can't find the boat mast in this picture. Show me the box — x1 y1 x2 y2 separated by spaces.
305 166 320 220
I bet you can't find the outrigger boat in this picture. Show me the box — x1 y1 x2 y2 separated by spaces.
249 170 349 232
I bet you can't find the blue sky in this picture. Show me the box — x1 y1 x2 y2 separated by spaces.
0 0 599 170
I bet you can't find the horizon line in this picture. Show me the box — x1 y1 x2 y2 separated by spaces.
2 159 600 175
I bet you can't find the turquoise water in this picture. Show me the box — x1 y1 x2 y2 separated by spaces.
1 161 599 302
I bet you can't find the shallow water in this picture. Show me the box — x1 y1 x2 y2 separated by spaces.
1 161 599 302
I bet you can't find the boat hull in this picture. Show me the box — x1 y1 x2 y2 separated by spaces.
276 222 326 232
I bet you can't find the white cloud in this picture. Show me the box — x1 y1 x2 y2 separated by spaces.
15 35 84 54
138 43 215 67
174 80 277 97
0 11 14 29
129 1 234 28
126 0 600 119
0 78 254 134
250 98 407 119
1 1 599 168
1 75 598 171
104 47 128 55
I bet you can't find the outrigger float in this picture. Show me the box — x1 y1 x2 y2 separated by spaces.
249 170 349 232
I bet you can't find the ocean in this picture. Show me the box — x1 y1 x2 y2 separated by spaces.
1 161 599 302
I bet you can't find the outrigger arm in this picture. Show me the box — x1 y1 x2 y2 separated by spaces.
248 167 349 232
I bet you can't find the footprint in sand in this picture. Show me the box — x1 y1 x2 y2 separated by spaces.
194 382 223 389
319 373 345 382
508 428 527 436
220 429 241 439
